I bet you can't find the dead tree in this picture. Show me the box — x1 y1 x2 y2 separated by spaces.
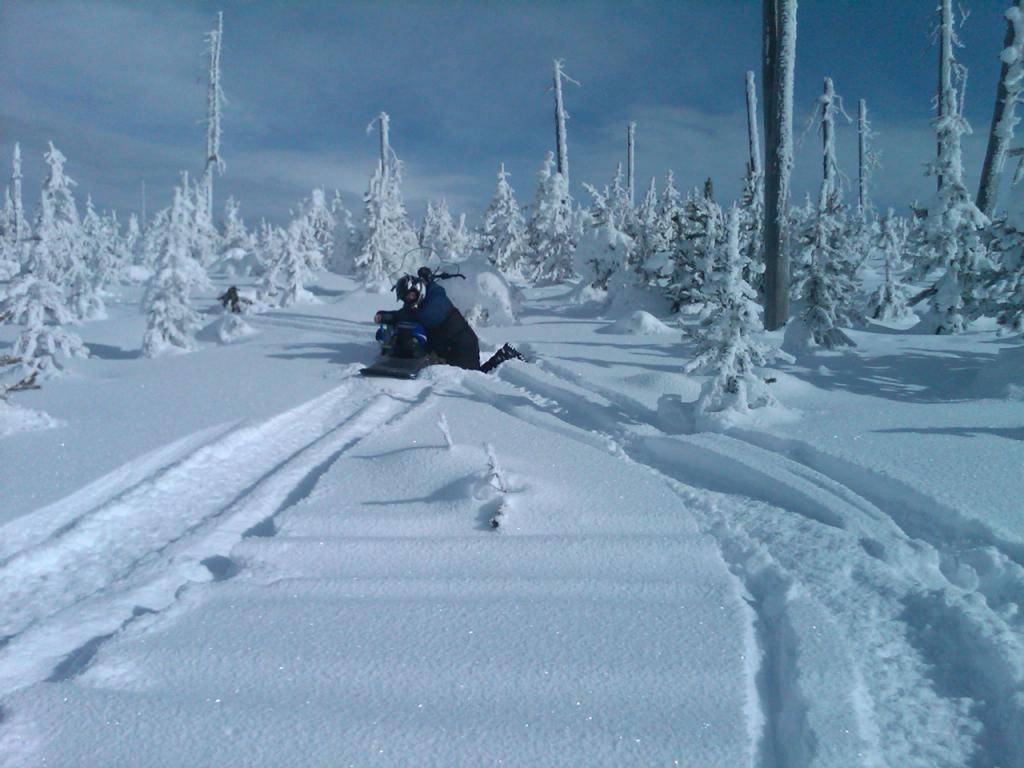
378 111 391 178
11 143 26 244
746 71 763 182
937 0 955 191
202 11 225 217
977 0 1024 215
627 121 636 206
552 59 579 183
858 99 869 217
762 0 798 330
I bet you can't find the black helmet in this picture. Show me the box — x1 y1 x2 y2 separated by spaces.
395 274 426 307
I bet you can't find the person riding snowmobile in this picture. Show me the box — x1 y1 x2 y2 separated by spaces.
374 270 522 373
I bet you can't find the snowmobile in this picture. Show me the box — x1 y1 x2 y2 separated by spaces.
359 314 437 379
360 265 525 379
360 266 466 379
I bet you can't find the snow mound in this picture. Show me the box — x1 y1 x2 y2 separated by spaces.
694 394 799 433
217 314 258 344
605 278 673 319
442 258 520 327
608 310 676 335
567 280 608 308
0 401 60 439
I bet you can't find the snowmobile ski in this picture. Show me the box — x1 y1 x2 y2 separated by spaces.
360 355 432 380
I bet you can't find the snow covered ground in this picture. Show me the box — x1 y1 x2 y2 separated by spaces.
1 274 1022 767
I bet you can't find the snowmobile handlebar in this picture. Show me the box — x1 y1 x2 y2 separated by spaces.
417 266 466 282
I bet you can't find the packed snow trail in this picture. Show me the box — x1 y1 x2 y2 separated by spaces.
0 372 760 768
477 357 1024 768
0 368 430 696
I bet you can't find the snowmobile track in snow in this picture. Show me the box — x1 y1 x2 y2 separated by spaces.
0 372 430 696
467 363 1024 768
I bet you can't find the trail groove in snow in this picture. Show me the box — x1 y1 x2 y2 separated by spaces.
0 373 430 695
0 421 238 566
2 388 755 768
478 362 1022 768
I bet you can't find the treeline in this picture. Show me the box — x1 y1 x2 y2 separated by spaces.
2 3 1024 416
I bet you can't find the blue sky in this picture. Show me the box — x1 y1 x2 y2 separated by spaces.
0 1 1017 227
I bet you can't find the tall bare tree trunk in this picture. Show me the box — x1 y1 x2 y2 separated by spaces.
746 71 763 178
203 11 225 218
553 60 570 182
762 0 797 331
858 98 869 219
822 78 836 193
977 1 1024 216
627 121 636 206
11 143 24 243
937 0 953 191
378 111 391 180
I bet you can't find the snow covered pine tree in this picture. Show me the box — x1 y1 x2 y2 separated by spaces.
142 186 209 357
686 206 788 414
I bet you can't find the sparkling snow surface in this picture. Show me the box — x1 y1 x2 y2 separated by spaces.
0 274 1022 768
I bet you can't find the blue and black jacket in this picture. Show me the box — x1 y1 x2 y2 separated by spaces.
386 282 481 369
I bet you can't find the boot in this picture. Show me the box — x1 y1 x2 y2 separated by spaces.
481 343 524 373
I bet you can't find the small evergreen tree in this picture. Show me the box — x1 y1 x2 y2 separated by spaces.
607 163 636 240
638 171 682 289
278 217 320 306
524 152 576 284
254 218 277 280
577 177 634 291
142 186 208 357
665 185 724 310
793 191 858 348
685 206 785 413
302 187 335 268
329 190 357 274
867 209 912 321
419 198 459 260
290 202 326 275
619 176 665 291
256 223 288 307
480 163 527 278
792 78 860 348
106 211 135 283
354 113 418 289
1 187 88 380
218 196 258 276
452 212 474 259
187 172 220 268
67 254 104 321
139 205 170 274
913 79 993 333
76 196 118 317
37 142 85 287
